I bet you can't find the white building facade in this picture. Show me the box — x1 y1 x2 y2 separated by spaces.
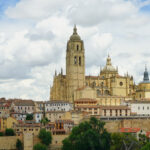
45 101 73 112
130 101 150 115
34 112 43 123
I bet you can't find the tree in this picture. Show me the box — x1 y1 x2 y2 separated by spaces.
141 142 150 150
5 128 15 136
26 114 33 120
40 117 49 126
111 132 139 150
33 143 47 150
62 117 111 150
0 132 3 136
16 139 23 150
138 134 149 147
38 128 52 146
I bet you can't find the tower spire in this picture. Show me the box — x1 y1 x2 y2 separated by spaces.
145 64 147 71
143 65 149 82
73 24 77 34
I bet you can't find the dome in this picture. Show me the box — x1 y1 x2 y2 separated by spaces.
70 25 81 41
103 65 116 72
102 55 117 72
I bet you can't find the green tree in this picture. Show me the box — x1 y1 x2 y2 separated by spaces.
0 132 3 136
5 128 15 136
33 143 47 150
39 128 52 146
111 132 139 150
141 142 150 150
26 114 33 120
16 139 23 150
40 117 49 126
62 117 111 150
138 134 149 147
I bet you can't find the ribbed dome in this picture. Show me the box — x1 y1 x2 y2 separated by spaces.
70 25 81 41
102 55 116 72
103 65 116 72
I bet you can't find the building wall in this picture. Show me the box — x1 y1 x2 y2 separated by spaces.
104 119 150 133
131 103 150 115
96 96 122 106
46 111 66 122
24 133 33 150
74 86 96 100
136 83 150 99
0 117 18 131
14 105 34 114
45 101 73 112
0 136 17 150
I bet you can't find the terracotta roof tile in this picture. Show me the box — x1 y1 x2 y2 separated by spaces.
120 128 141 133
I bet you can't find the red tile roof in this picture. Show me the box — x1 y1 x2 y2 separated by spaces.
146 131 150 138
120 128 141 133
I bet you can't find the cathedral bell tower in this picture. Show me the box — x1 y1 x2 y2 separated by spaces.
66 25 85 102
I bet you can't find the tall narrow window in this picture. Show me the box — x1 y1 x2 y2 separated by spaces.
79 56 81 66
74 56 77 64
77 45 79 51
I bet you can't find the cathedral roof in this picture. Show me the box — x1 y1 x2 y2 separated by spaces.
101 55 117 72
69 25 81 41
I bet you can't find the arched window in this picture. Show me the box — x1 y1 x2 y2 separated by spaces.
97 89 101 96
92 81 96 88
79 57 81 66
77 45 79 51
74 56 77 64
104 90 109 95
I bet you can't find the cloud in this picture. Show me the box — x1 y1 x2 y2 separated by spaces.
0 0 150 100
5 0 68 20
67 0 138 26
25 31 54 41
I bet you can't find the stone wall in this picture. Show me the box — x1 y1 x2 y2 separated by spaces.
33 134 68 150
24 133 33 150
0 136 17 150
104 119 150 132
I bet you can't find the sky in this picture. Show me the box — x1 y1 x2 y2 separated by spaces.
0 0 150 101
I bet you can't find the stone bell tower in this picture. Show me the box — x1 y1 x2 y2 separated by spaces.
66 25 85 102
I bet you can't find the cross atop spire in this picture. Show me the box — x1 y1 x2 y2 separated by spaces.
73 24 77 34
145 64 147 71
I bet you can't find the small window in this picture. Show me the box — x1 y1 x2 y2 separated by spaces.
79 57 81 66
120 82 123 86
74 56 77 64
77 45 79 51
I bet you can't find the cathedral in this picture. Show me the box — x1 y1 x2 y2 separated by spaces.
50 26 150 103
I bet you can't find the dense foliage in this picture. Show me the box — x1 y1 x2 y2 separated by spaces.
38 128 52 146
141 142 150 150
111 132 139 150
62 117 150 150
0 132 3 136
33 143 47 150
5 128 15 136
16 139 23 150
40 117 49 126
62 117 111 150
26 114 33 120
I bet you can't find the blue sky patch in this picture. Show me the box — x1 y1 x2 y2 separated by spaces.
0 0 20 18
140 4 150 12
